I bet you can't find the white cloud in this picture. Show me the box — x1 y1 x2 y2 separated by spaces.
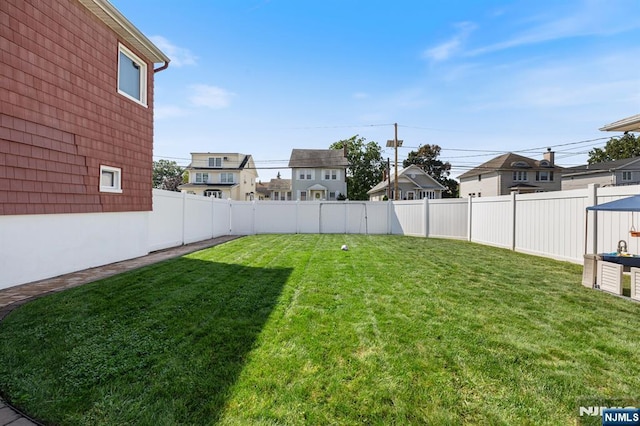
467 0 640 57
149 35 197 67
188 84 236 109
353 92 369 100
423 22 477 62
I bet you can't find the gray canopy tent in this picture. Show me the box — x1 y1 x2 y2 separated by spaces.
585 194 640 256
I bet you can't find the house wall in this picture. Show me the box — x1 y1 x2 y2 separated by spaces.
291 168 347 200
460 173 500 197
0 0 155 215
562 173 613 191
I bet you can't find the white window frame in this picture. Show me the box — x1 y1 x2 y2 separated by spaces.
622 171 632 181
537 171 550 181
195 172 209 183
99 165 122 193
300 190 307 201
117 44 147 106
209 157 222 168
220 172 234 183
513 171 528 182
323 169 338 180
299 169 313 180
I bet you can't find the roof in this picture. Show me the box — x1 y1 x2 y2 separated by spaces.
587 195 640 212
288 149 349 168
367 165 445 194
562 156 640 177
600 114 640 132
267 178 292 191
458 152 562 180
78 0 170 64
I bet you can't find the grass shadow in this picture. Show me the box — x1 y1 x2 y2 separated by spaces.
0 256 292 425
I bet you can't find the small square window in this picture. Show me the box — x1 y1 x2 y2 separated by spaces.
100 165 122 193
118 44 147 106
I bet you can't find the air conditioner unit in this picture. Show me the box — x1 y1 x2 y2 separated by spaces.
223 157 228 160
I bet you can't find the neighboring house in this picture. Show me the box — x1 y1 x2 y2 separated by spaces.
562 157 640 190
0 0 170 215
179 153 258 200
458 150 562 197
367 165 445 201
267 177 292 201
255 181 270 200
288 149 349 201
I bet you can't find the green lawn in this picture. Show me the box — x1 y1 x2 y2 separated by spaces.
1 235 639 425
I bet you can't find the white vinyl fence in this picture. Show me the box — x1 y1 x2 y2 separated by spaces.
1 185 638 290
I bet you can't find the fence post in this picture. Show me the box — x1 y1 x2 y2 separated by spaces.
586 183 599 254
467 196 473 242
423 198 429 238
181 191 187 245
511 191 517 251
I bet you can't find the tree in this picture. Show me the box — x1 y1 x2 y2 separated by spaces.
588 133 640 164
329 135 385 200
403 144 459 198
153 159 185 192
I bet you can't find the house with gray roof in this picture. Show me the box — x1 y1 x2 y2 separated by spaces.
562 157 640 190
458 150 562 197
288 149 349 201
367 165 445 201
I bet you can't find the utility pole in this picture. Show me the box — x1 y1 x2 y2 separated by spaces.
386 123 403 200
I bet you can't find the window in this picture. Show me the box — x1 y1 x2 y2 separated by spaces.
513 171 528 181
299 169 313 180
478 174 482 181
208 157 222 168
622 171 632 181
195 173 209 183
118 44 147 105
323 169 338 180
99 165 122 193
536 171 551 181
329 191 336 200
204 189 222 198
300 191 307 201
220 173 234 183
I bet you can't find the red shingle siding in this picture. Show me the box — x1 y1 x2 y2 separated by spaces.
0 0 155 215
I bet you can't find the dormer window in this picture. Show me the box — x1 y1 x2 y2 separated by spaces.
511 161 530 168
539 160 550 167
208 157 222 168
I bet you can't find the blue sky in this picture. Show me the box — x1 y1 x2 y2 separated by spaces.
111 0 640 182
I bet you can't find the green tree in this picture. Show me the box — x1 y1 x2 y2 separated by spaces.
403 144 459 198
588 133 640 164
330 135 385 200
153 159 184 192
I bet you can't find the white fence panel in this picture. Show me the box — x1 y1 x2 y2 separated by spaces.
212 198 231 237
148 190 185 252
183 194 215 244
254 201 299 234
471 196 512 248
514 190 588 263
319 202 347 233
296 203 321 233
428 198 467 239
0 212 148 289
230 201 255 235
390 200 425 236
364 202 390 234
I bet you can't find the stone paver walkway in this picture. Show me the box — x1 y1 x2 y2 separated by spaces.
0 235 240 426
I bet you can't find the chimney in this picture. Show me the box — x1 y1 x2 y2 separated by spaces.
543 147 555 166
343 143 348 158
